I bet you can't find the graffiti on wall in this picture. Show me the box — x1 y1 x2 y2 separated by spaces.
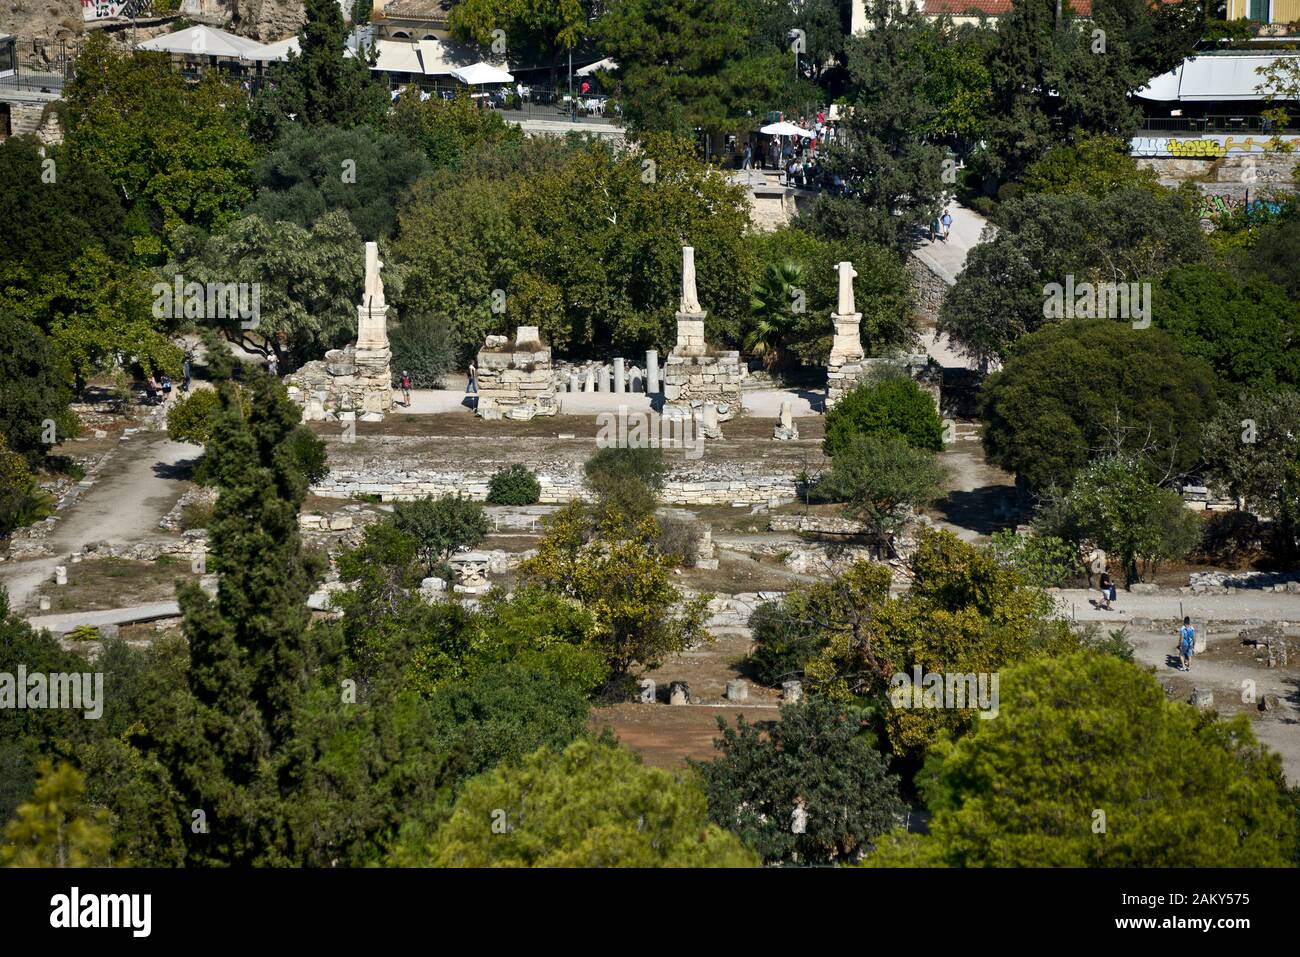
1130 134 1300 158
81 0 134 21
1194 194 1287 221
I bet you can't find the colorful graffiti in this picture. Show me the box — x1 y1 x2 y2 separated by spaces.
1131 134 1300 158
81 0 135 21
1194 194 1287 221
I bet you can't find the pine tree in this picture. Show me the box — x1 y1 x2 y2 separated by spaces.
162 372 327 865
1 761 112 868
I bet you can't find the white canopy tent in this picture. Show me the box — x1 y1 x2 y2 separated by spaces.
450 61 514 85
760 121 815 138
1137 52 1299 102
575 57 617 77
257 37 301 63
138 25 270 61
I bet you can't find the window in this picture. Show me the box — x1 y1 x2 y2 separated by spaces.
1248 0 1270 21
0 38 15 78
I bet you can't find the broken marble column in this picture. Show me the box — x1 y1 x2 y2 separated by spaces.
613 357 625 394
669 680 690 705
54 565 67 585
646 349 660 393
726 679 749 702
773 398 799 440
584 368 595 392
638 679 656 703
568 372 579 393
782 680 803 702
599 365 611 393
630 366 643 393
700 401 721 440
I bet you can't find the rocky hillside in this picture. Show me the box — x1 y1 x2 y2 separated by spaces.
0 0 307 49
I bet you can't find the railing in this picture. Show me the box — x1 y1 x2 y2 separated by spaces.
1139 114 1300 134
0 39 70 94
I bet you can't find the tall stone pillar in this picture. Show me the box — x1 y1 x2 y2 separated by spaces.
645 349 660 393
354 241 393 417
826 260 865 411
613 357 625 393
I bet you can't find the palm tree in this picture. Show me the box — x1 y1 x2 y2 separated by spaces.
746 259 806 370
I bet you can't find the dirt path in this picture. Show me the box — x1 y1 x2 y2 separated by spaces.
1 431 202 612
928 422 1019 543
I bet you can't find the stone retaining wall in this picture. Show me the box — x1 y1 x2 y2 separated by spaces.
311 470 801 507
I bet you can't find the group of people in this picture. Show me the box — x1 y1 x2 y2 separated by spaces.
1098 571 1197 672
142 354 193 406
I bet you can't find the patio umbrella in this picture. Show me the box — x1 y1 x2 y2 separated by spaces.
450 61 514 85
759 120 815 138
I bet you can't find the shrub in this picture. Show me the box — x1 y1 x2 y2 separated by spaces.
0 436 53 536
284 425 329 486
823 375 944 459
747 595 825 686
391 494 490 577
584 446 667 525
486 464 541 505
166 388 252 446
65 625 102 642
986 529 1080 588
655 513 701 567
180 500 216 531
390 313 458 389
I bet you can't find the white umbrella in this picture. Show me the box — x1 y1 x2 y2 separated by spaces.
450 61 514 85
575 57 616 77
760 120 815 138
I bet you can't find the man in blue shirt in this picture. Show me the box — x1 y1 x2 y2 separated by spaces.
1179 617 1196 672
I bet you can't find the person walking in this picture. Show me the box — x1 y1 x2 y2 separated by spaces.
941 209 953 240
181 354 192 393
267 353 279 378
1178 617 1196 672
1098 570 1116 611
742 143 752 170
400 369 413 407
466 361 479 397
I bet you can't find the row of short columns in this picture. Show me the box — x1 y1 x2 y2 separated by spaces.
636 678 803 704
563 349 663 395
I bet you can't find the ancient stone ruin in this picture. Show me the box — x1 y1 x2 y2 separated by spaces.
825 259 941 412
663 246 743 433
287 241 394 422
474 325 557 420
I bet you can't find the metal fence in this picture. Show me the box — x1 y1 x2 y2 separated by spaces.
1139 114 1300 134
0 39 71 94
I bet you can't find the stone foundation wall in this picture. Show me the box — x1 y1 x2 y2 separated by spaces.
286 344 393 421
827 354 942 411
311 469 800 507
475 330 557 419
662 353 744 416
906 255 953 324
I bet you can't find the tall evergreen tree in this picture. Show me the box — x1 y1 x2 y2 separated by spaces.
251 0 391 143
160 372 326 864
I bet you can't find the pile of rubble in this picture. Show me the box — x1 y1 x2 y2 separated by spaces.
1186 570 1300 594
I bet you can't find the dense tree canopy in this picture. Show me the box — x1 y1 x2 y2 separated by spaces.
871 652 1296 867
978 321 1217 492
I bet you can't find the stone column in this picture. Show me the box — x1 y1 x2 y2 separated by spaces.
568 372 579 393
584 368 595 392
613 357 625 394
646 349 660 393
630 366 643 393
599 365 611 392
701 401 721 440
774 398 799 440
669 681 690 705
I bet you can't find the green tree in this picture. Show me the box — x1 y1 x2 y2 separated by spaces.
448 0 592 72
819 434 947 559
388 92 523 175
0 136 129 296
597 0 788 137
804 531 1077 756
1154 264 1300 391
247 124 431 239
939 188 1206 367
1020 133 1164 199
978 320 1217 492
1201 390 1300 556
168 211 364 367
250 0 391 142
417 737 758 866
871 652 1296 867
0 435 53 536
807 0 948 249
1056 454 1201 584
824 375 945 458
391 495 490 578
1 761 112 868
160 374 328 865
521 505 711 689
745 260 805 369
583 446 667 525
0 317 76 460
64 33 254 243
694 698 905 865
